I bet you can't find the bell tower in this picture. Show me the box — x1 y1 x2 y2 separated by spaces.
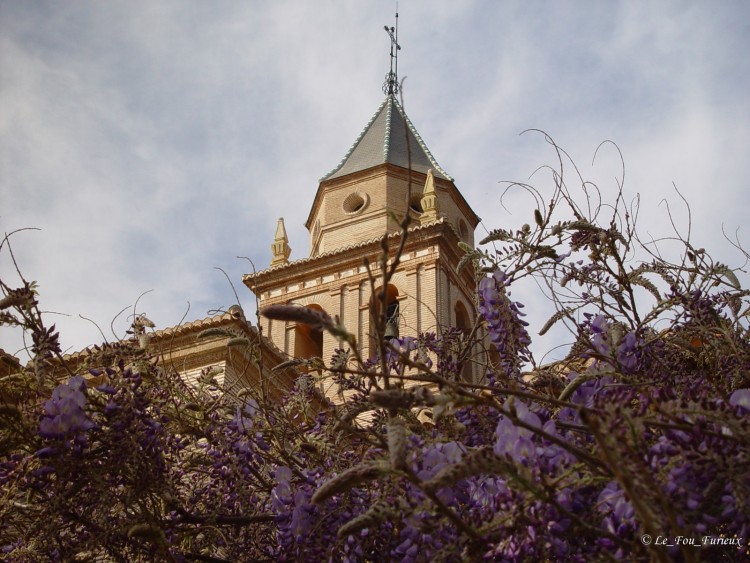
243 22 480 399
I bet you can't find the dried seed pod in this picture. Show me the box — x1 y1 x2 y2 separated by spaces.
534 208 544 227
370 388 413 409
370 386 436 410
127 523 164 542
337 500 391 538
0 293 30 310
387 417 407 471
311 461 389 504
261 304 334 332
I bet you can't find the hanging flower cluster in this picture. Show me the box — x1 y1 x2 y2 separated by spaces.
477 270 532 379
38 375 95 440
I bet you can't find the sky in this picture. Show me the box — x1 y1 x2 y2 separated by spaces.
2 1 750 362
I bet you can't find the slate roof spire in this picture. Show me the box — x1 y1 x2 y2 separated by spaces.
321 96 452 182
320 11 452 183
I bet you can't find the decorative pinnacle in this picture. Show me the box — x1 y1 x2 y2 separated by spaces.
382 12 400 95
420 169 440 224
270 217 291 267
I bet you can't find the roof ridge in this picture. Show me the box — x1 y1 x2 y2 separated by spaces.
320 95 452 182
320 97 390 181
383 96 393 162
60 311 246 361
391 97 452 180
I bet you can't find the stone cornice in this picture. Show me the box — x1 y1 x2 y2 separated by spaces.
247 222 476 311
245 218 474 294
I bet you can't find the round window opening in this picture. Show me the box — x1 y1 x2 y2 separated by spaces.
343 192 368 214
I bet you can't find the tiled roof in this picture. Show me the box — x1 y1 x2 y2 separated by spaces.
58 312 242 362
0 348 22 375
149 309 245 340
321 95 452 182
60 307 264 363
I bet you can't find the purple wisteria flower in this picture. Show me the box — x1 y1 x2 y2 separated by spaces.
616 331 640 372
416 441 464 481
597 481 635 528
729 389 750 412
271 466 293 512
494 401 540 462
38 376 95 439
478 270 531 377
589 314 610 356
597 481 635 557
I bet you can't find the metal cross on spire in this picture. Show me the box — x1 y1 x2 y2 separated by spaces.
382 11 400 95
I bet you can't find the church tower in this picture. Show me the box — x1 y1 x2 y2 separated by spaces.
243 28 480 399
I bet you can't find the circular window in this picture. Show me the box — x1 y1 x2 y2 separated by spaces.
343 192 368 214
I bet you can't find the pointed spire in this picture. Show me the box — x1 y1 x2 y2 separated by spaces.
420 169 440 224
321 96 452 182
270 218 291 267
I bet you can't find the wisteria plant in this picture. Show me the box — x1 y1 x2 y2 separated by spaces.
1 137 749 561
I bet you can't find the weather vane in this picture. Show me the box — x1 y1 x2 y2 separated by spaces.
383 11 400 95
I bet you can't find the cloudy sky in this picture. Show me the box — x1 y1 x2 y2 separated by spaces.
2 1 749 361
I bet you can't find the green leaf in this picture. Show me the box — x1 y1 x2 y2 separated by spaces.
715 264 741 290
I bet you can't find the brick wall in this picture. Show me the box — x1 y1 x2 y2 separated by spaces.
308 165 477 257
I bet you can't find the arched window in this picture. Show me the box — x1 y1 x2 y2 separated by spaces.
409 195 423 215
458 219 470 242
455 300 471 334
294 304 325 369
369 284 400 356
